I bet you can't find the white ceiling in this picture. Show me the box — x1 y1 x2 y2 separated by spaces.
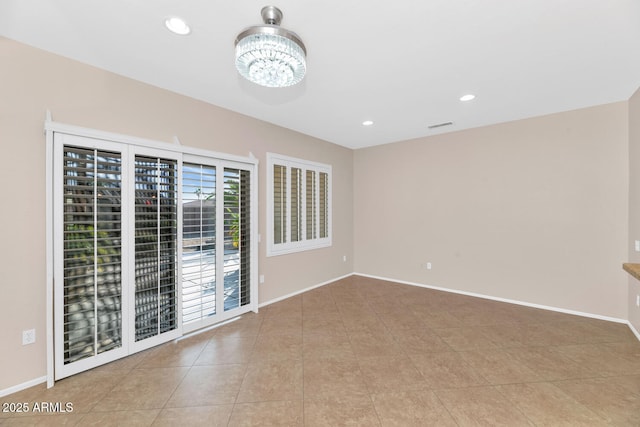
2 0 639 149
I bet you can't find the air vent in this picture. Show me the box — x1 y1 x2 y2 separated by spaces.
428 121 453 129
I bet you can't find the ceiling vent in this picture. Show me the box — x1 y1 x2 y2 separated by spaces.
427 122 453 129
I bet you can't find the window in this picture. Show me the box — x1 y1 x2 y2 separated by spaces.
267 153 331 256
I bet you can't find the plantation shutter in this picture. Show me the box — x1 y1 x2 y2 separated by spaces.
267 153 332 256
181 163 217 325
180 162 255 333
291 167 302 242
306 170 317 240
61 146 124 364
222 168 252 311
319 171 329 239
273 164 286 244
133 156 178 342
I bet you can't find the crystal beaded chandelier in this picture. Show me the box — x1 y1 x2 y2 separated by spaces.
235 6 307 88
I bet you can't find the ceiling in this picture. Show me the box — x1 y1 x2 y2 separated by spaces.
2 1 639 149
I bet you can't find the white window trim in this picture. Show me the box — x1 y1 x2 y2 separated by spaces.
266 152 332 257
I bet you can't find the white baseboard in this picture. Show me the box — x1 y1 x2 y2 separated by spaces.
0 376 46 398
258 273 354 308
260 271 636 334
354 272 629 324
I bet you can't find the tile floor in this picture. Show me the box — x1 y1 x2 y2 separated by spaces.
2 275 640 426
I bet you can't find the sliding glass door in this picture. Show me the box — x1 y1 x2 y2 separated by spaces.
57 143 126 370
181 160 253 333
133 155 179 344
51 128 257 381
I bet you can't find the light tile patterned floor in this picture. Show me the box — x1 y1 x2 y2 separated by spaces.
2 275 640 426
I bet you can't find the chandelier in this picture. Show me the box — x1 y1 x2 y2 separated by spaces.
235 6 307 88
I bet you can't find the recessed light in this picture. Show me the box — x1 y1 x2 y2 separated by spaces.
460 94 475 102
165 17 191 35
362 120 374 126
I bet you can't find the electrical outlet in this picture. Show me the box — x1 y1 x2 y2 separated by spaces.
342 255 347 262
22 329 36 345
425 262 432 270
259 275 265 284
636 294 639 307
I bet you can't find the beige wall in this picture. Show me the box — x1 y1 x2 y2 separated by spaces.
354 103 629 320
0 37 354 391
628 87 640 333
